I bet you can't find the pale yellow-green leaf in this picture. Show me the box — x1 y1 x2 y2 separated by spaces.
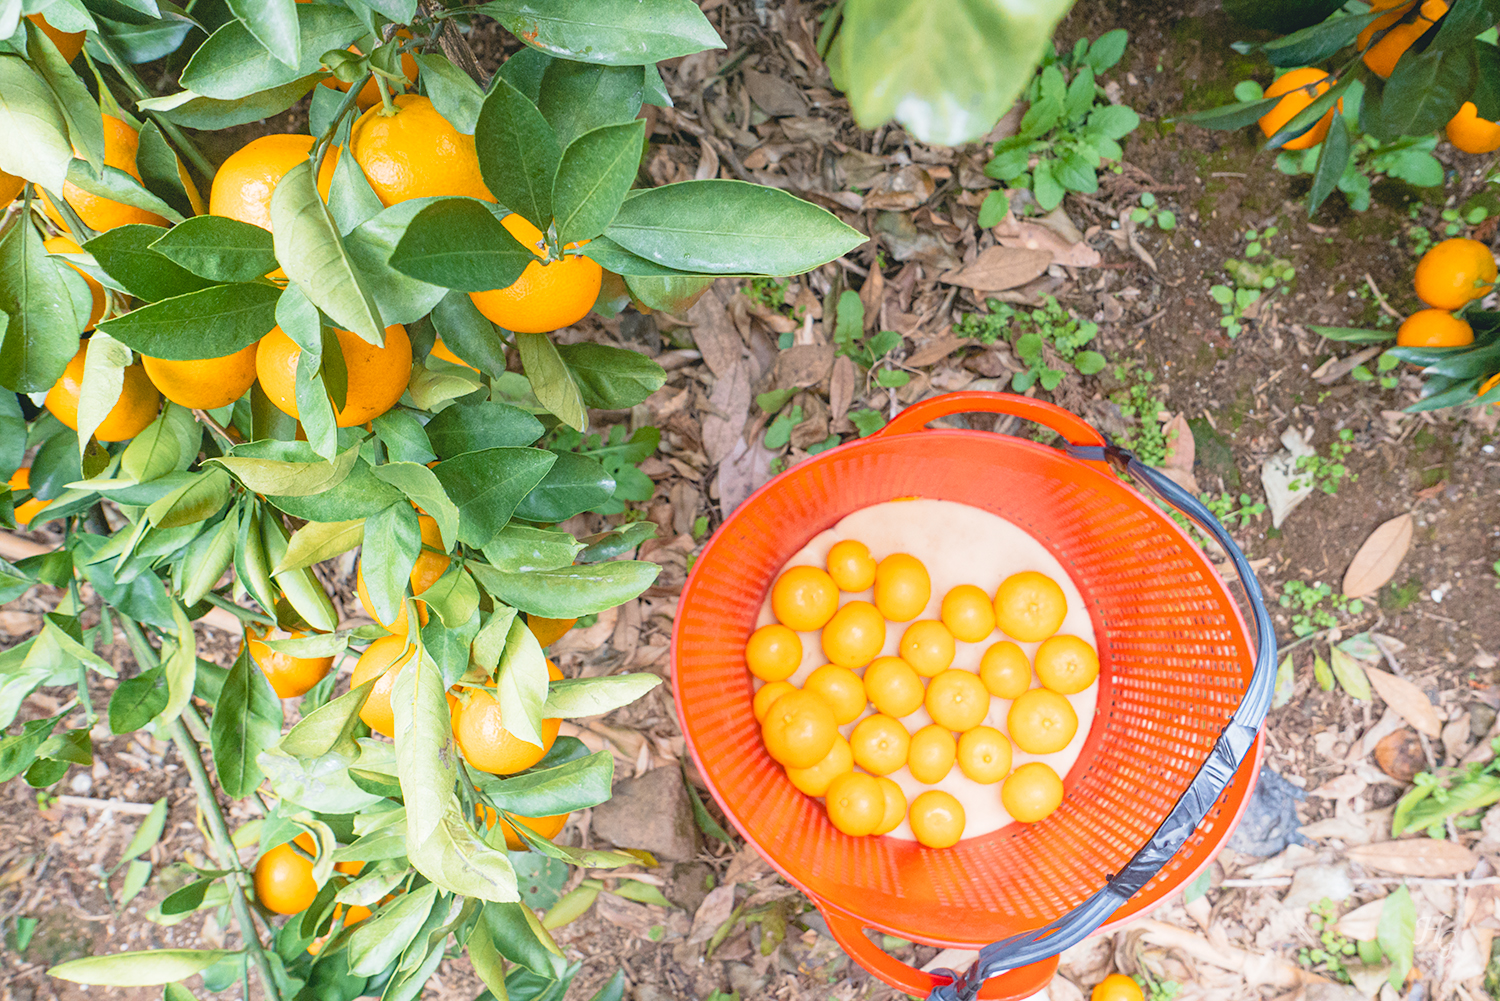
495 615 548 747
1329 647 1372 701
274 518 365 573
75 333 130 453
49 949 232 986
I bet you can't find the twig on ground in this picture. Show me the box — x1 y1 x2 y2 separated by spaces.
1364 273 1405 322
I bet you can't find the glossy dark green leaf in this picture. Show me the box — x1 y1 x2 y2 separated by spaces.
475 79 561 231
97 16 196 65
552 120 645 245
606 180 866 275
512 452 614 523
622 273 715 313
467 561 660 618
83 225 213 303
228 0 302 70
135 122 200 221
495 47 553 103
1266 72 1356 151
99 283 281 360
345 197 451 324
0 219 85 393
1308 113 1350 216
482 901 559 977
473 0 722 65
360 502 421 625
62 158 183 224
577 520 655 563
424 401 545 458
1382 43 1474 137
537 61 645 148
269 459 405 522
208 647 283 798
326 143 382 237
1429 0 1500 50
1175 95 1282 130
148 216 277 282
0 713 64 783
476 750 614 815
388 198 534 293
432 447 557 548
1223 0 1343 31
180 5 363 100
517 331 586 432
556 343 665 410
1308 325 1395 343
1473 44 1500 119
372 411 436 465
481 524 583 572
160 875 221 916
429 291 510 378
1262 7 1386 66
580 236 695 277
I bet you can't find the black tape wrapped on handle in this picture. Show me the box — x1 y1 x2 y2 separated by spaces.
926 442 1278 1001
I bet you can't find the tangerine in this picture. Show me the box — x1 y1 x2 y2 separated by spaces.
351 634 415 737
42 115 167 232
27 13 85 62
760 689 837 768
1447 102 1500 155
254 832 318 915
245 627 334 699
1479 372 1500 400
1361 0 1447 78
525 615 577 648
873 776 906 836
355 569 428 635
820 600 885 668
350 94 493 206
925 669 991 732
1414 238 1496 310
849 713 910 776
803 664 867 725
746 624 802 681
826 539 877 591
256 323 412 426
43 236 105 330
141 343 259 410
770 565 839 631
941 584 996 643
1034 635 1099 695
908 790 964 848
1396 309 1473 347
900 619 955 677
785 734 853 797
994 571 1067 642
429 336 477 371
824 772 885 837
6 468 49 529
44 342 160 441
957 726 1012 784
469 214 602 334
209 134 337 234
1257 68 1337 150
476 809 570 850
979 641 1033 700
752 680 797 722
1092 975 1145 1001
1002 762 1064 823
0 168 22 206
1007 689 1078 754
873 553 930 621
452 662 565 775
862 655 925 718
907 724 957 784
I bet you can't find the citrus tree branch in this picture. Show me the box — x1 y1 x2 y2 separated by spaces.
417 0 486 85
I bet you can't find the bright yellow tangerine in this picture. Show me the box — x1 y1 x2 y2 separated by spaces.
1034 635 1099 695
804 664 867 725
826 539 877 592
821 600 885 668
957 727 1012 784
907 725 957 784
849 714 910 776
786 735 853 797
908 790 965 848
979 641 1033 699
772 565 839 632
941 584 996 642
994 571 1067 642
753 681 796 723
862 656 924 718
1007 689 1078 754
925 669 991 732
745 624 802 681
825 772 885 837
761 690 837 769
874 553 930 622
900 619 955 677
1002 762 1064 823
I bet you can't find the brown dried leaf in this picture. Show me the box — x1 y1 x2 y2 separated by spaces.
686 286 742 379
687 883 736 944
741 69 808 117
1362 666 1442 737
1311 346 1383 386
858 264 884 333
771 344 835 390
701 362 751 465
828 355 855 423
1160 413 1195 474
1346 839 1479 876
863 165 937 211
1342 514 1413 599
938 245 1052 292
994 217 1101 268
1309 774 1367 800
715 433 778 516
906 330 975 368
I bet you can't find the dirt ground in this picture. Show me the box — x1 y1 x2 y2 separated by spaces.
3 0 1500 999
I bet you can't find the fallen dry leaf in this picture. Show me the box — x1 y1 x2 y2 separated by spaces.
1309 774 1367 801
1135 920 1305 988
687 883 736 944
771 344 834 389
1333 898 1385 941
715 433 778 516
687 289 744 379
828 355 855 422
863 165 937 211
1153 412 1199 495
995 217 1102 268
938 245 1052 292
1311 346 1383 386
1346 839 1478 876
741 69 808 117
701 361 751 465
1342 514 1413 598
1361 666 1441 738
906 330 975 368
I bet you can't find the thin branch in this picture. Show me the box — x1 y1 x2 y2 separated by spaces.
417 0 487 86
192 408 244 447
1364 272 1405 323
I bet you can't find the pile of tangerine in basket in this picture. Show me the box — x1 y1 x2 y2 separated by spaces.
745 539 1097 849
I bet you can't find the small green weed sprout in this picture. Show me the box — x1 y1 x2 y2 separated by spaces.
1280 580 1365 637
1130 192 1176 230
1290 429 1357 495
953 296 1105 392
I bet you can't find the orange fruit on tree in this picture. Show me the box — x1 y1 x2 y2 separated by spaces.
863 655 924 718
753 680 797 722
1396 309 1473 347
43 236 105 329
1361 0 1447 78
44 342 160 441
41 115 168 232
141 343 259 410
760 688 837 768
957 726 1012 784
1007 689 1079 754
994 570 1067 642
322 29 419 110
7 468 50 529
356 571 428 635
872 776 906 836
979 641 1033 699
873 553 930 621
428 336 477 371
452 661 566 775
1092 974 1145 1001
526 615 577 648
254 832 318 915
1 168 23 206
824 772 885 837
209 134 337 279
941 584 996 643
1479 372 1500 399
745 623 802 681
1033 635 1099 695
245 627 335 699
826 539 877 592
770 565 839 631
350 94 493 206
1355 1 1417 57
1257 68 1338 150
1414 238 1497 310
1002 762 1065 823
475 808 571 850
803 664 866 725
355 513 450 631
27 13 85 62
907 724 957 784
351 634 415 737
256 323 412 426
820 600 886 668
1447 102 1500 154
900 619 955 677
925 669 991 732
908 790 965 848
469 213 603 334
786 734 853 797
849 713 910 775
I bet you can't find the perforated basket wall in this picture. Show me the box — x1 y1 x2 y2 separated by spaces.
672 428 1259 948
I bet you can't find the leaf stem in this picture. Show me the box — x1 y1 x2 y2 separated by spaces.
89 33 217 183
193 407 243 448
115 618 283 1001
202 592 277 628
313 77 369 182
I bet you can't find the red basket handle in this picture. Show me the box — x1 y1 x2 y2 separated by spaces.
818 907 1058 1000
874 392 1107 448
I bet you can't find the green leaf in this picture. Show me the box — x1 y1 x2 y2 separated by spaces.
150 215 277 283
370 462 459 548
475 79 561 231
1313 652 1334 692
977 190 1009 228
228 0 302 70
391 645 519 902
49 950 232 986
138 74 325 130
472 0 722 66
1032 159 1064 210
1175 95 1281 130
543 674 661 718
1273 653 1296 709
838 0 1072 145
1223 0 1343 32
1052 148 1099 194
83 225 216 303
623 272 715 312
1329 647 1372 700
114 797 169 873
61 157 184 224
210 646 284 797
388 197 534 294
477 751 614 816
553 120 646 246
275 518 364 574
24 20 104 175
361 502 421 625
495 47 553 103
75 333 131 449
110 662 169 734
1377 885 1415 988
0 55 74 193
344 197 450 325
468 561 659 618
538 62 645 151
1261 7 1387 67
180 5 363 100
1382 44 1474 137
1083 28 1129 72
326 143 382 237
581 236 699 277
513 452 614 523
429 291 511 378
270 160 385 346
557 344 666 410
424 401 544 459
213 441 359 497
1308 114 1350 216
281 677 373 760
269 458 404 521
1087 104 1140 141
0 713 65 783
100 283 279 360
146 467 232 529
518 331 587 432
606 180 866 275
432 447 557 548
160 875 222 916
481 524 584 573
347 882 440 976
412 53 484 135
0 219 84 393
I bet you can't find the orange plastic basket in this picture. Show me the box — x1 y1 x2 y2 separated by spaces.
672 393 1275 1001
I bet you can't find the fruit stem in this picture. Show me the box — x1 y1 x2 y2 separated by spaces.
116 618 283 1001
192 406 244 448
89 33 217 184
374 70 398 117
